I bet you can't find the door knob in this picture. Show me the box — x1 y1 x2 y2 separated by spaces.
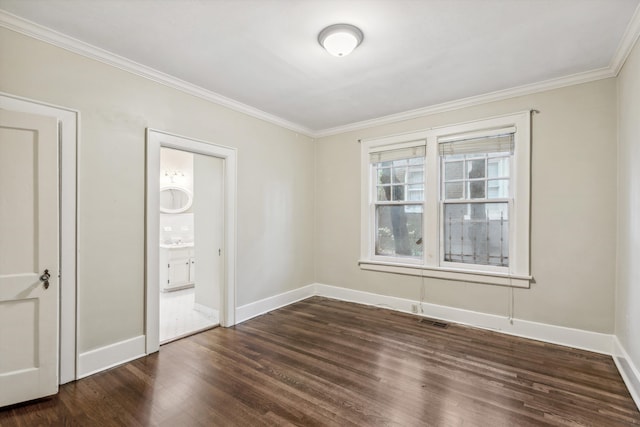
40 269 51 289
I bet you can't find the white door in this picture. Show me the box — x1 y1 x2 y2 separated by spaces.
0 109 59 407
193 154 223 313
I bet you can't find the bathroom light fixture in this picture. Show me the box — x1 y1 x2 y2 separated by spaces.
163 170 185 183
318 23 363 57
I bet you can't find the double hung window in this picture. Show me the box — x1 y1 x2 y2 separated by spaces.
360 112 531 287
440 131 513 268
370 144 425 261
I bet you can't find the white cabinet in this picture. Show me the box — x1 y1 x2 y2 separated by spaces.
159 245 195 292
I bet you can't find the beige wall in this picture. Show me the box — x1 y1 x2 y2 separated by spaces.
315 78 618 333
0 28 315 353
617 37 640 367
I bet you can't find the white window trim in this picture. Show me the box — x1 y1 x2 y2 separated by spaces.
360 111 531 288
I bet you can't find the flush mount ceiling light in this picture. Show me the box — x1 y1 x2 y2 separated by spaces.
318 23 364 57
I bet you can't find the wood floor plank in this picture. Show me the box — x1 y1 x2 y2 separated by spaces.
1 296 638 426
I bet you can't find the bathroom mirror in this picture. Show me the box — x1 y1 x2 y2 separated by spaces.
159 186 193 213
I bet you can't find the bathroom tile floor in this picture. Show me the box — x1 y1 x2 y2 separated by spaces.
159 287 219 344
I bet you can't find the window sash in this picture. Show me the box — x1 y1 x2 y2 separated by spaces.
374 204 424 260
372 150 425 204
441 153 512 202
440 201 511 270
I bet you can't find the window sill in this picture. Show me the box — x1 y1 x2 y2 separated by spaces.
358 260 531 288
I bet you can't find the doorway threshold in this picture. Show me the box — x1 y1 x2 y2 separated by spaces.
160 324 220 346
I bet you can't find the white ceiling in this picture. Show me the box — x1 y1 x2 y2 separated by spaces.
1 0 639 135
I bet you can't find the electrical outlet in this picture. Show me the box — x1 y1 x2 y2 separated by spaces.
411 304 418 313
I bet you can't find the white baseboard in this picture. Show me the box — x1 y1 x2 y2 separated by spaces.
313 283 613 355
77 335 146 379
233 283 612 354
613 337 640 411
235 284 316 324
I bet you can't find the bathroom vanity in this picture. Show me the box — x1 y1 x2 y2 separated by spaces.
159 243 195 292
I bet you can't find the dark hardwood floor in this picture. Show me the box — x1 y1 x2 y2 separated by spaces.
1 297 639 426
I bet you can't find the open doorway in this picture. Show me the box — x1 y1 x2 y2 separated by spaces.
158 148 224 343
146 129 237 354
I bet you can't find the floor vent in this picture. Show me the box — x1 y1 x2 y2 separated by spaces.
419 318 449 329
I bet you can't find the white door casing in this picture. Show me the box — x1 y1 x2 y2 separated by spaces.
0 109 59 406
145 129 237 354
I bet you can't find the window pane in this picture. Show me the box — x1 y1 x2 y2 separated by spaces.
391 185 405 201
409 157 424 165
468 181 485 199
488 157 509 178
408 167 424 184
445 182 464 199
376 186 390 201
487 179 509 199
407 184 424 201
444 161 463 181
443 202 508 267
392 167 407 183
376 205 423 258
377 167 391 185
467 159 485 179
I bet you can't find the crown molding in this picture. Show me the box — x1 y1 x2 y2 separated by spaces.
0 10 315 137
610 3 640 76
313 66 615 138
